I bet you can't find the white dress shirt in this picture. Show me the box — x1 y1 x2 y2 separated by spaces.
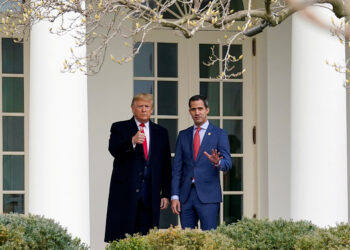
193 120 209 143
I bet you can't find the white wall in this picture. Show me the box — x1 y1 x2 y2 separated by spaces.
265 18 293 220
259 10 349 224
29 18 90 243
348 86 350 222
290 9 347 226
256 30 269 218
346 33 350 223
87 35 133 249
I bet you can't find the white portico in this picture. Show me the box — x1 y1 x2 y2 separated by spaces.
0 1 347 250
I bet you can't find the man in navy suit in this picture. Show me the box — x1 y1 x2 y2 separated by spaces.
171 95 232 230
104 93 172 242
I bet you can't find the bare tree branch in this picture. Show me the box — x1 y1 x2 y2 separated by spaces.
0 0 348 75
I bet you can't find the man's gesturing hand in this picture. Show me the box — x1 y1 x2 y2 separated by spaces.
171 199 181 215
204 149 223 167
132 130 146 144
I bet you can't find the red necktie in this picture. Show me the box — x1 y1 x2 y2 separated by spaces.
140 123 148 160
193 127 201 160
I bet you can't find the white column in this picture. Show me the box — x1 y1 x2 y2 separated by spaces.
290 7 348 226
29 15 90 243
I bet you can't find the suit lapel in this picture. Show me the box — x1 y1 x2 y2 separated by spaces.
149 121 156 162
130 117 139 134
186 127 195 164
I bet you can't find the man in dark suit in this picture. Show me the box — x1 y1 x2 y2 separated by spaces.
104 93 172 242
171 95 232 230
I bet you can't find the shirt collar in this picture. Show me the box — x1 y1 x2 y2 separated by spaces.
193 120 209 131
134 118 150 129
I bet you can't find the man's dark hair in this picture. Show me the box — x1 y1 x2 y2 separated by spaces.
188 95 209 108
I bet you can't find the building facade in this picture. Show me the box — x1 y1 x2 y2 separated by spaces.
0 1 349 249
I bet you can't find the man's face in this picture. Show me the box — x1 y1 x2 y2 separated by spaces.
132 99 153 123
189 100 209 126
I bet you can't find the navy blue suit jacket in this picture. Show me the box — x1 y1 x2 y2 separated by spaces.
171 122 232 204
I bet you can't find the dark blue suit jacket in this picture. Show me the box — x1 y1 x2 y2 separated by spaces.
105 118 171 242
171 122 232 204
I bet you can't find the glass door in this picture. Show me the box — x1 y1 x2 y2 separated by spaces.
0 37 28 214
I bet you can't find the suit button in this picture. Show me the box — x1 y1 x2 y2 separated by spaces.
142 179 144 182
139 172 142 176
136 189 140 192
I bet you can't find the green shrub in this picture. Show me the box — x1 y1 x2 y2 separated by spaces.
107 227 234 250
107 218 350 250
106 234 151 250
216 217 316 249
295 223 350 249
0 213 88 250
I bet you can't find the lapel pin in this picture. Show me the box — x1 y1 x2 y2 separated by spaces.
208 132 211 136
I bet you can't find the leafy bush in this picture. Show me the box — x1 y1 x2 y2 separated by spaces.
106 234 151 250
216 217 316 249
106 227 234 250
0 213 88 249
107 218 350 250
295 223 350 249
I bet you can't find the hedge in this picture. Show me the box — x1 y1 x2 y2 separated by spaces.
108 218 350 250
216 217 316 249
1 214 349 249
0 213 88 249
106 227 234 250
295 223 350 249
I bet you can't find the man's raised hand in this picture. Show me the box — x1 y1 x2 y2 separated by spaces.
132 130 146 144
203 149 223 167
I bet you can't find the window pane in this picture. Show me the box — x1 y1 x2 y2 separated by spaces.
199 44 219 78
223 120 242 154
209 119 219 127
162 1 183 19
3 77 24 113
200 82 219 116
4 194 24 214
158 43 177 77
223 195 242 224
230 1 244 12
134 42 154 77
223 82 242 116
158 81 177 115
3 155 24 191
134 80 154 95
3 116 24 151
223 45 242 79
157 119 177 153
223 157 242 191
2 38 23 74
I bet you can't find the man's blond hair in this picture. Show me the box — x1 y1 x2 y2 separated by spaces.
131 93 153 107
